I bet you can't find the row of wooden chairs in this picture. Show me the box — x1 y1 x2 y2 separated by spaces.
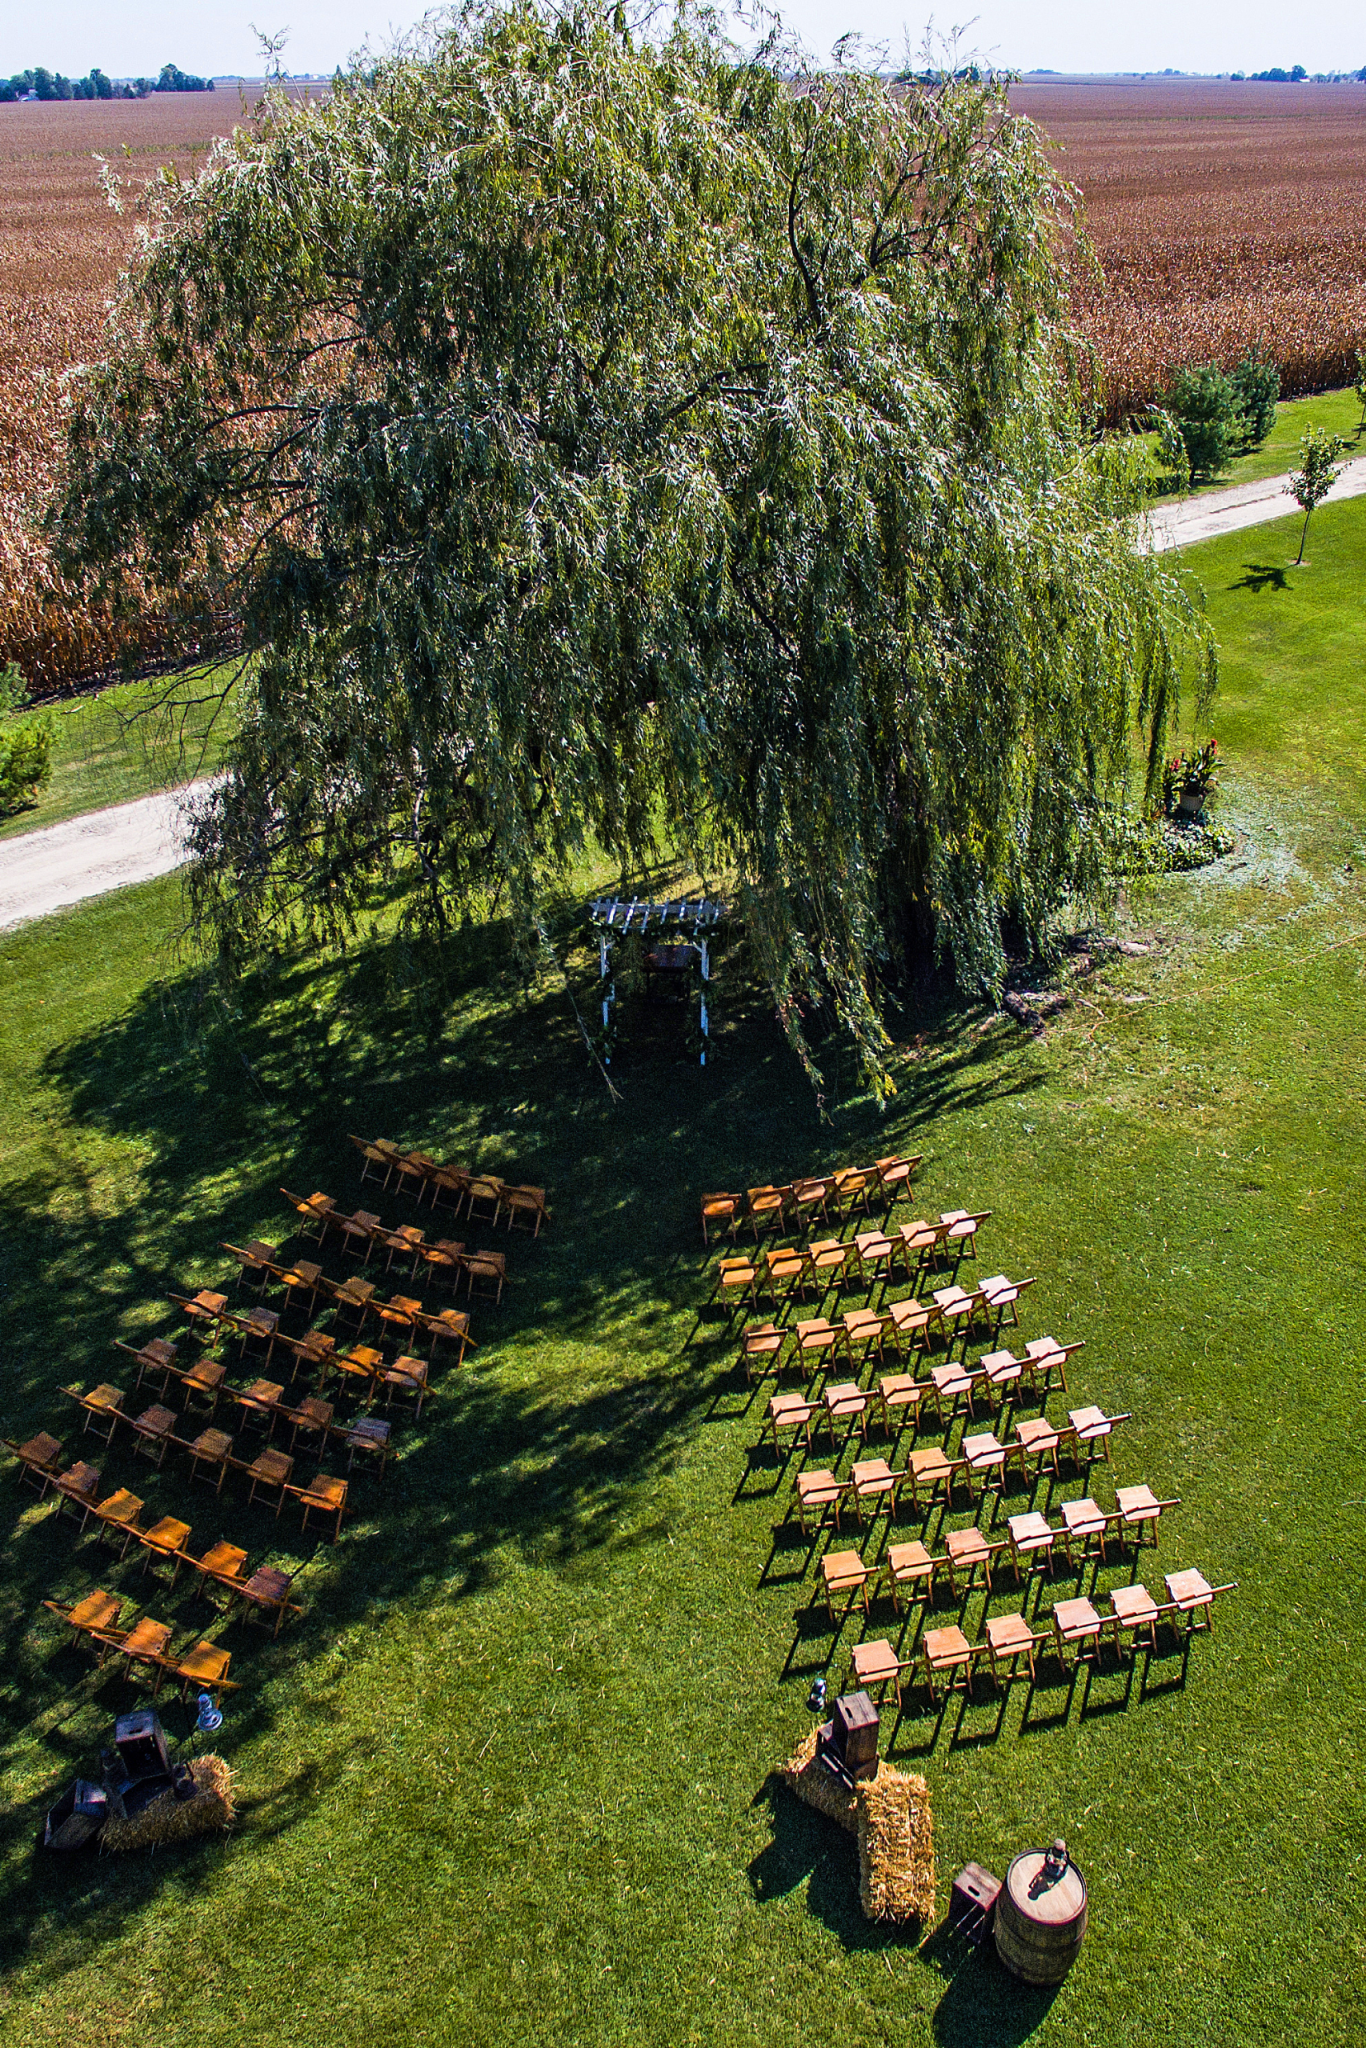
349 1141 551 1235
760 1339 1079 1440
9 1426 350 1542
844 1568 1237 1706
740 1284 1037 1382
806 1483 1182 1612
37 1482 303 1634
116 1330 437 1423
42 1588 242 1701
716 1213 990 1305
788 1413 1138 1533
701 1157 925 1245
169 1281 479 1369
67 1368 411 1477
273 1203 509 1306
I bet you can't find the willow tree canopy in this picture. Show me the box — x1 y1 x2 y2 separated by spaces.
49 3 1212 1093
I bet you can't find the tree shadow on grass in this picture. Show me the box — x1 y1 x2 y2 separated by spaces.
0 917 1048 1984
1229 563 1290 594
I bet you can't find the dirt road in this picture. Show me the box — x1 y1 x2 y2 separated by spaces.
0 781 212 932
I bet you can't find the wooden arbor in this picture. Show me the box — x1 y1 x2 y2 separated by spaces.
586 895 728 1067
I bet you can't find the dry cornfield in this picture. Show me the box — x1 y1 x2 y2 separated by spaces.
1015 77 1366 423
2 80 1366 691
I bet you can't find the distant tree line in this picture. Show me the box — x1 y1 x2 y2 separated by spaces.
0 63 213 102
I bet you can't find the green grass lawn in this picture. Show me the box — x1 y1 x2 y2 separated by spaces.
0 504 1364 2046
1134 383 1364 499
0 666 239 842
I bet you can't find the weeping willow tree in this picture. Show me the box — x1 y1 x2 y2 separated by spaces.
48 2 1211 1092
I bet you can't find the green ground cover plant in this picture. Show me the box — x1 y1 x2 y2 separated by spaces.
0 665 238 843
0 501 1363 2045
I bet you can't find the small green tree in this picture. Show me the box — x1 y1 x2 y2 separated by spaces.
1165 364 1241 480
0 662 53 817
1286 427 1345 564
1229 347 1279 447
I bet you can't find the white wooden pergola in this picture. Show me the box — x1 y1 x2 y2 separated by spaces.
585 894 727 1065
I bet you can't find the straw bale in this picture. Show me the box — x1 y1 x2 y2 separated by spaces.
779 1728 859 1832
855 1768 935 1924
101 1756 235 1854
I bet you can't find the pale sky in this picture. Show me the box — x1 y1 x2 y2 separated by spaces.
4 2 1362 83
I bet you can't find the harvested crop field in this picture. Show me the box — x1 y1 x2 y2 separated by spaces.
1014 77 1366 421
2 79 1366 687
0 93 280 695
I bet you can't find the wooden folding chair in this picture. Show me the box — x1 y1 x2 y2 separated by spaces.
895 1220 948 1288
281 1188 337 1242
284 1394 335 1451
235 1305 281 1364
464 1252 507 1307
921 1624 974 1701
943 1524 1004 1599
1052 1596 1104 1670
877 1372 931 1437
1060 1497 1110 1568
330 1275 377 1333
822 1381 870 1445
380 1355 429 1420
762 1244 810 1307
1065 1406 1131 1467
959 1432 1009 1505
885 1539 939 1614
159 1640 239 1703
425 1162 470 1213
819 1548 872 1628
700 1192 742 1247
841 1307 887 1369
51 1460 101 1521
742 1322 787 1383
978 1348 1024 1407
464 1177 506 1227
221 1240 278 1297
979 1273 1035 1339
793 1468 848 1536
904 1444 959 1511
874 1154 923 1205
278 1257 325 1317
351 1134 398 1186
932 1285 988 1360
295 1472 347 1541
116 1614 174 1685
130 1403 179 1468
983 1613 1046 1687
929 1356 981 1425
715 1255 758 1312
1007 1510 1057 1582
1012 1414 1062 1480
940 1209 990 1271
790 1178 832 1232
63 1382 126 1443
849 1457 900 1524
336 1209 383 1264
115 1334 180 1395
43 1589 124 1661
830 1168 873 1222
766 1393 817 1455
376 1224 427 1276
421 1308 477 1364
374 1293 426 1343
232 1564 303 1637
887 1296 941 1356
330 1347 383 1400
87 1487 146 1557
795 1316 841 1373
852 1229 895 1291
1022 1336 1082 1396
345 1416 392 1479
808 1238 857 1292
746 1185 790 1240
1108 1583 1161 1655
189 1540 249 1604
140 1515 193 1584
246 1448 294 1515
5 1431 63 1493
850 1636 913 1706
1163 1568 1236 1635
235 1378 286 1437
1115 1484 1180 1548
501 1185 550 1236
188 1427 235 1494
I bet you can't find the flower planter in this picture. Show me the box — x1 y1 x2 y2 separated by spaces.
1177 786 1206 817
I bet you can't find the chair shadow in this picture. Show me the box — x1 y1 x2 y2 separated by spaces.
923 1921 1061 2047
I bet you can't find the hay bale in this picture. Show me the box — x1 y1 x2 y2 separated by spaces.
779 1728 859 1832
855 1768 935 1924
101 1756 235 1854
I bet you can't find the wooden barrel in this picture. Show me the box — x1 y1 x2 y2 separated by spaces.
994 1841 1087 1985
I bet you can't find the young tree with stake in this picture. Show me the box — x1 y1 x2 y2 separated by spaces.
1286 428 1345 566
